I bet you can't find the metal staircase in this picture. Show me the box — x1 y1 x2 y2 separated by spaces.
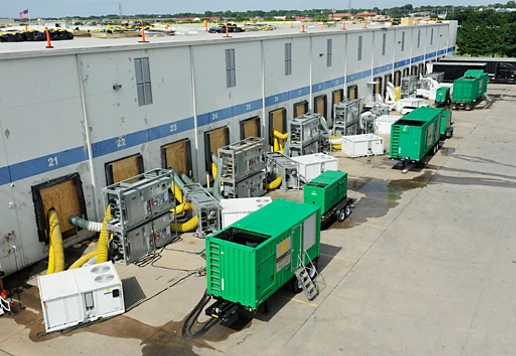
294 252 322 301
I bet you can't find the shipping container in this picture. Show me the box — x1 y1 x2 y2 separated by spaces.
432 62 488 82
438 56 516 84
304 170 352 224
451 70 488 110
390 107 443 162
206 199 320 309
440 110 453 139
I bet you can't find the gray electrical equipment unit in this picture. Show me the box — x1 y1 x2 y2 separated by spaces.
288 113 324 157
401 76 418 99
230 170 267 198
182 183 220 238
218 137 266 182
266 152 300 191
103 169 177 265
334 99 361 136
218 137 267 198
427 71 445 83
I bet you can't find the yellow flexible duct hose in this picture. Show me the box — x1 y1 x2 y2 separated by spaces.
47 243 55 275
211 161 218 180
273 137 280 151
96 205 111 264
333 144 342 150
96 220 109 264
173 184 183 204
170 215 199 233
273 130 288 140
68 251 97 270
170 202 192 215
47 210 65 274
268 175 282 190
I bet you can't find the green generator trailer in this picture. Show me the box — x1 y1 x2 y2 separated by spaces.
303 170 353 226
435 86 451 107
440 110 454 139
451 70 489 111
390 107 443 166
204 199 321 319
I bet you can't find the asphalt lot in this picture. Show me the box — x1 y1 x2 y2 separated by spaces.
0 84 515 356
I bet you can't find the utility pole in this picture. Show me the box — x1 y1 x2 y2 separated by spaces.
119 2 123 21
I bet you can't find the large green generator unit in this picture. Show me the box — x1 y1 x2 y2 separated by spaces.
205 199 320 311
452 70 489 110
390 107 442 163
304 170 352 225
440 110 453 139
435 86 451 107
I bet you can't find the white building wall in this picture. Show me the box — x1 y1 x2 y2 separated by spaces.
0 22 458 275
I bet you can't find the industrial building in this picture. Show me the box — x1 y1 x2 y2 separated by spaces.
0 21 457 276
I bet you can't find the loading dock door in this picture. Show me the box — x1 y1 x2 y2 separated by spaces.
32 173 87 243
314 95 327 119
331 89 343 122
394 71 401 87
161 139 192 177
419 63 425 76
403 68 410 77
268 108 287 146
294 101 308 118
373 77 383 95
347 85 358 100
411 65 418 76
105 154 144 185
204 127 230 172
240 117 261 140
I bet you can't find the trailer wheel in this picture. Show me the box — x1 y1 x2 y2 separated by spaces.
451 104 457 110
344 204 352 218
338 209 346 222
465 103 472 111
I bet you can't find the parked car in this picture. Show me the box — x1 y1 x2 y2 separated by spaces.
208 23 245 33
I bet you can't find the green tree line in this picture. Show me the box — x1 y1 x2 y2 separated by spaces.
448 3 516 57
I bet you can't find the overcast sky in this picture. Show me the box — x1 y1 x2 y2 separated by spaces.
2 0 498 18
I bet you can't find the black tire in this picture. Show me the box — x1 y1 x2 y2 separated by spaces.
465 103 472 111
338 209 346 222
451 104 457 110
289 278 303 294
344 204 352 218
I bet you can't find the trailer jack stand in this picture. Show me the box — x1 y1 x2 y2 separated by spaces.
263 300 270 315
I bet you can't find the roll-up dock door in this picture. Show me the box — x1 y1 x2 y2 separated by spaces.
161 139 192 177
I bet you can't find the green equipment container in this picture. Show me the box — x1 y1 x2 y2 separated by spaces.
390 107 443 162
440 110 453 139
452 70 488 109
206 199 320 309
435 86 450 106
304 170 347 216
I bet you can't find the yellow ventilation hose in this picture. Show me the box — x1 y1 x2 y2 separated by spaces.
330 135 342 150
68 251 97 270
96 205 111 264
273 130 288 140
211 161 218 180
46 210 65 274
173 184 183 204
273 130 288 153
170 202 192 215
268 175 282 190
171 215 198 233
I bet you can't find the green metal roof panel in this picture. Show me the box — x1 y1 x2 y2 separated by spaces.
231 199 319 236
309 170 347 184
402 107 443 122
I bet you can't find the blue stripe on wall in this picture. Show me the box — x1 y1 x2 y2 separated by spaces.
9 147 88 182
0 46 457 185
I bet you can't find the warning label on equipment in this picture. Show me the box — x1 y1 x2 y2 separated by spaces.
276 236 291 272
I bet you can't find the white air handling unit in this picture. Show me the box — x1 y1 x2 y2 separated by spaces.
38 261 125 333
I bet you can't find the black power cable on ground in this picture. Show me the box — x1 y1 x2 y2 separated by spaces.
181 289 219 340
